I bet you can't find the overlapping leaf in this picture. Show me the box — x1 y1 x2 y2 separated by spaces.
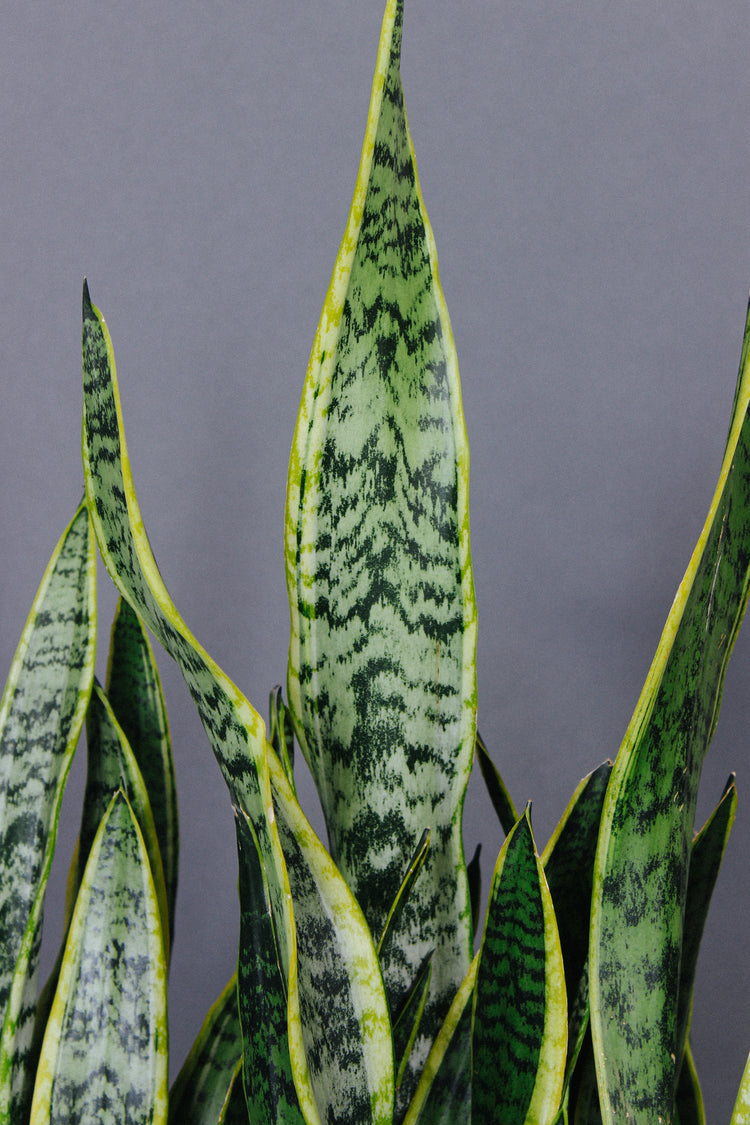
30 790 167 1123
472 809 567 1124
169 975 243 1125
590 298 750 1124
0 502 96 1122
284 0 477 1105
80 284 393 1123
106 597 179 947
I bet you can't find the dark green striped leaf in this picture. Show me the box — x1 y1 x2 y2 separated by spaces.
235 807 303 1124
542 761 611 1093
675 776 736 1080
30 790 167 1124
106 597 179 950
81 285 394 1124
472 809 567 1125
590 299 750 1124
476 731 518 837
285 0 477 1105
169 975 243 1125
0 502 96 1122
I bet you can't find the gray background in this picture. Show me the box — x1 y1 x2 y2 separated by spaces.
2 1 750 1117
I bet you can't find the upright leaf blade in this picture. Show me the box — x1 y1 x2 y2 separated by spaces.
0 502 96 1121
30 791 167 1124
284 0 476 1102
106 597 179 948
81 285 394 1124
169 975 243 1125
590 299 750 1124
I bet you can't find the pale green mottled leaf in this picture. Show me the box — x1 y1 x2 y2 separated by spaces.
81 283 394 1124
30 790 167 1124
284 0 476 1109
591 299 750 1124
0 502 96 1122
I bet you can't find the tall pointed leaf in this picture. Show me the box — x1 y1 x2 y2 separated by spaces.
472 809 567 1125
30 791 167 1124
81 284 394 1124
284 0 476 1103
169 975 243 1125
0 502 96 1122
590 299 750 1124
106 597 179 947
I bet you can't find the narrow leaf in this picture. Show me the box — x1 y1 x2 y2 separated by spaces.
284 0 476 1104
0 502 96 1122
106 597 179 949
30 790 168 1124
590 298 750 1124
472 809 567 1125
81 284 394 1124
674 1041 705 1125
169 975 243 1125
269 685 296 794
476 731 518 837
731 1051 750 1125
392 956 432 1097
377 829 430 957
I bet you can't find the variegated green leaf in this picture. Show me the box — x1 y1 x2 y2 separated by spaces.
675 776 736 1079
235 807 304 1124
81 284 394 1124
472 809 567 1125
284 0 476 1107
475 731 518 837
106 597 179 948
731 1051 750 1125
0 501 96 1122
401 957 478 1125
169 975 243 1125
269 685 296 795
542 761 611 1095
674 1041 705 1125
30 790 167 1124
76 679 170 956
392 956 431 1100
590 298 750 1125
377 829 430 958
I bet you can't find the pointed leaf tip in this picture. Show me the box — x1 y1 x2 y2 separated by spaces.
82 279 93 319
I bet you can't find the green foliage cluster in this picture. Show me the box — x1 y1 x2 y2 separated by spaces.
2 2 750 1122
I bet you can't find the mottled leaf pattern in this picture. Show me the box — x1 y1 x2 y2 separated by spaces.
0 502 96 1122
106 597 179 949
81 285 393 1124
472 810 567 1125
169 975 243 1125
590 298 750 1124
30 791 167 1124
284 0 476 1107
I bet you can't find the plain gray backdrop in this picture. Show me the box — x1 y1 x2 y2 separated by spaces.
2 1 750 1118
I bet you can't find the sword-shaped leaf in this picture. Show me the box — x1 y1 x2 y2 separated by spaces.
0 502 96 1122
590 298 750 1124
106 597 179 949
81 284 394 1124
473 809 567 1125
169 975 243 1125
731 1052 750 1125
235 807 304 1124
401 957 478 1125
476 732 518 838
30 790 167 1124
284 1 477 1106
675 776 736 1079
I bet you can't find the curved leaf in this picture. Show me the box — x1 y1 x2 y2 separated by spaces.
106 597 179 949
476 731 518 837
81 285 394 1124
169 975 242 1125
30 790 167 1124
284 0 476 1104
590 298 750 1124
473 809 567 1125
0 502 96 1121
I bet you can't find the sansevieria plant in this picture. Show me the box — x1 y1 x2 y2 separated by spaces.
1 1 750 1122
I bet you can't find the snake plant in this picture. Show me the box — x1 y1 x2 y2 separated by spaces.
1 1 749 1121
